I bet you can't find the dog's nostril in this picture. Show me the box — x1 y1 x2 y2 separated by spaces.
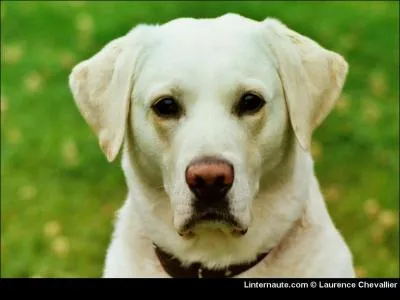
194 176 206 188
214 175 225 187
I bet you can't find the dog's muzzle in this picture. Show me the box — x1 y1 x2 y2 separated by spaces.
178 156 248 238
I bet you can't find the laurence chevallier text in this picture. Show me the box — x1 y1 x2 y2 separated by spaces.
244 281 398 289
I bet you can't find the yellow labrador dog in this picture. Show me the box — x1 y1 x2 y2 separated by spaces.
69 13 355 278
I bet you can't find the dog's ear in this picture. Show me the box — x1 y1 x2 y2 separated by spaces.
263 19 349 151
68 27 147 162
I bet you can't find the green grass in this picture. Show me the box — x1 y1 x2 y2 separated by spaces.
1 1 399 278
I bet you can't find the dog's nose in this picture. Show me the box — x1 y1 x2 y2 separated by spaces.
185 157 234 200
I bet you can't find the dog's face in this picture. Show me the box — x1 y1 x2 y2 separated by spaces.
69 14 348 266
129 17 289 237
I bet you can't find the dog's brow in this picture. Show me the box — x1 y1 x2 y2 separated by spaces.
235 78 272 101
145 83 184 106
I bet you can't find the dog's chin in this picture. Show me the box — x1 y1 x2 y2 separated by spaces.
178 211 248 239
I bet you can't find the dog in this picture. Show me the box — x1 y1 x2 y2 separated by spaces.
68 13 355 278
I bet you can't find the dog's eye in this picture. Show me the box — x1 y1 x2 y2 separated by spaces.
152 97 181 118
236 93 266 116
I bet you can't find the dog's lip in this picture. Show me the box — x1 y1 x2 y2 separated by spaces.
178 211 248 238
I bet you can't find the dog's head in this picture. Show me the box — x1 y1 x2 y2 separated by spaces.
69 14 348 266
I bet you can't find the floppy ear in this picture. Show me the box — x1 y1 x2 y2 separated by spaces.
68 27 144 162
263 19 349 151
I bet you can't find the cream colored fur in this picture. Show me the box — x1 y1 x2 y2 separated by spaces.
69 13 355 278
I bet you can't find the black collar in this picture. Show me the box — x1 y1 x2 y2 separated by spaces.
154 244 270 278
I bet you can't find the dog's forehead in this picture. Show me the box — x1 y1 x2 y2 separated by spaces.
134 14 276 83
152 14 262 48
160 13 260 34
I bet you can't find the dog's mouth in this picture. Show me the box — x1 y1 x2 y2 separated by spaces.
178 209 248 238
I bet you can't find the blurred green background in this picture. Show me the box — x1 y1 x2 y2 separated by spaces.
1 1 399 278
